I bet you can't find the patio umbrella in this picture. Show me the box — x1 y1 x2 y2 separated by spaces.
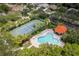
54 24 67 34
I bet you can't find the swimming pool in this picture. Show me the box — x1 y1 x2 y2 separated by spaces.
37 33 60 45
30 29 64 48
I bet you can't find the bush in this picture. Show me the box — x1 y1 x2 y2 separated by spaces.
62 29 79 44
1 18 31 31
0 4 9 13
15 44 62 56
62 43 79 56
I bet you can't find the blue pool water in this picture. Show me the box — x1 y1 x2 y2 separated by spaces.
37 33 60 45
10 20 44 37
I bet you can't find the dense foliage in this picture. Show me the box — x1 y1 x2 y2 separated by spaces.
0 4 9 13
0 3 79 56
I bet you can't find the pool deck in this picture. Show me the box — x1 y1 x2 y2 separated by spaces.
28 29 64 48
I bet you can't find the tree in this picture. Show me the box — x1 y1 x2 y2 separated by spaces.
0 31 17 55
15 44 62 56
21 8 29 16
0 12 20 23
61 43 79 56
62 29 79 44
0 4 9 13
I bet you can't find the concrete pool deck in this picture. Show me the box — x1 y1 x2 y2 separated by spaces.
28 29 64 48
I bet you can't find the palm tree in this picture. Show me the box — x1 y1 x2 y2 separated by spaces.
44 18 50 29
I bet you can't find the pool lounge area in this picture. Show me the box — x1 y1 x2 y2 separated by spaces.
29 29 64 48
